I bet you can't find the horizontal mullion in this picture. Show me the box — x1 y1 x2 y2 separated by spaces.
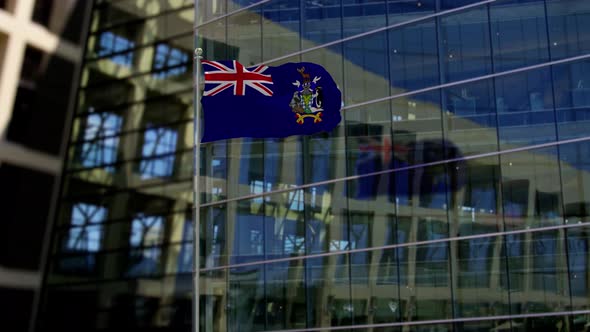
200 221 590 273
198 135 590 209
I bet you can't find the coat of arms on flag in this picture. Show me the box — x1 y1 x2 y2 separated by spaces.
199 60 342 142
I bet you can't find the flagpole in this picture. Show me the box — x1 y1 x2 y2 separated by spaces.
193 47 203 332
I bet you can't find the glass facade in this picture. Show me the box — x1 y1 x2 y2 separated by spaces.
38 0 590 331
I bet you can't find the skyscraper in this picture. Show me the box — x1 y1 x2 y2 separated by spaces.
38 0 590 331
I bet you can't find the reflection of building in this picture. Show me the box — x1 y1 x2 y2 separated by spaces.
0 1 91 331
36 0 590 332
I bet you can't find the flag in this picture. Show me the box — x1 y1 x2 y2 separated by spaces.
199 60 342 142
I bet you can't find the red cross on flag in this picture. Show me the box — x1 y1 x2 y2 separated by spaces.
202 60 274 97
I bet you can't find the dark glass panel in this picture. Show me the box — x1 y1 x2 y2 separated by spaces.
262 0 300 62
454 235 511 319
443 79 498 156
346 101 392 201
387 0 435 25
344 31 389 105
202 138 228 203
440 0 485 10
389 19 439 93
391 90 445 168
306 253 352 328
552 59 590 140
495 68 556 149
348 211 374 325
505 230 570 316
559 141 590 225
342 0 387 37
227 264 265 331
227 8 262 65
567 227 590 311
501 147 563 231
490 0 550 72
547 0 590 61
449 156 502 237
302 0 342 45
369 245 403 325
196 0 226 23
201 268 227 332
439 5 492 83
265 261 307 330
400 241 452 321
197 19 229 60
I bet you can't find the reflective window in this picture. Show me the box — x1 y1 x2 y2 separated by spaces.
439 6 492 82
127 214 164 276
60 203 107 273
177 220 194 273
553 59 590 140
262 0 300 61
96 31 135 66
501 148 563 230
547 0 590 60
78 112 122 170
495 68 556 148
342 0 387 37
139 126 178 179
66 203 107 252
152 44 189 79
443 79 498 155
302 0 342 44
490 0 549 72
389 19 439 92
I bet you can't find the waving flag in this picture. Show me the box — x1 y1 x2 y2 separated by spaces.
200 60 342 142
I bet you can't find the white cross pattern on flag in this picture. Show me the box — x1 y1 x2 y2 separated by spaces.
202 60 273 97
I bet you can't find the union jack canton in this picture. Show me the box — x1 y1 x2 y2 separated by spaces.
202 60 273 97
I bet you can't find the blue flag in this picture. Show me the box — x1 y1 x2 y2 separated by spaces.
200 60 342 142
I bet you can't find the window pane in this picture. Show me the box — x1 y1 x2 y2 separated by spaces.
344 31 389 105
553 59 590 140
262 0 300 62
343 0 387 37
495 68 556 149
139 126 178 179
390 19 439 92
501 147 563 231
77 112 122 170
547 0 590 60
490 0 550 72
442 79 498 156
439 6 492 82
302 0 342 45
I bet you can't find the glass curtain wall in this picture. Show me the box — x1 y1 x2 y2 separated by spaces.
38 0 590 332
195 0 590 331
